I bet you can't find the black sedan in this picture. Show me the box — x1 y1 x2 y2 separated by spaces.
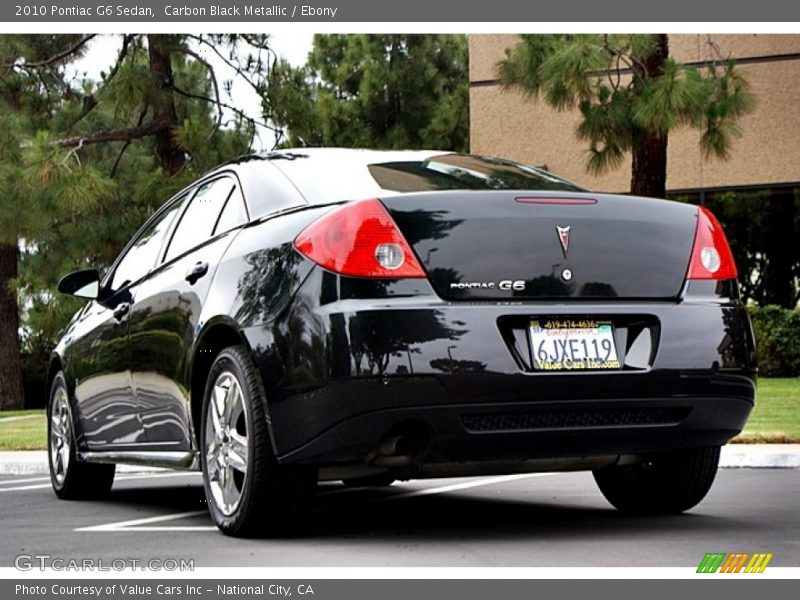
49 149 755 536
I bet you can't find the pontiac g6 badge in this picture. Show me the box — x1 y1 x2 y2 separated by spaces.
450 280 526 291
556 225 571 258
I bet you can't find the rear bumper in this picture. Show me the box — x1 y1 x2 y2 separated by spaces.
243 269 756 468
271 374 753 465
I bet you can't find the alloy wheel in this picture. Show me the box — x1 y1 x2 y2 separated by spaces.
50 387 71 486
205 371 249 516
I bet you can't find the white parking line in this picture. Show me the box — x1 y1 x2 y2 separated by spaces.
0 475 52 486
76 510 213 532
73 472 556 533
1 482 62 492
378 472 555 502
0 471 200 492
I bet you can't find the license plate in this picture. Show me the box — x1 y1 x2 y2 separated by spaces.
529 319 620 371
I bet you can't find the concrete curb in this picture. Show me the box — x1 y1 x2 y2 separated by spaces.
720 444 800 468
0 451 169 476
1 445 798 476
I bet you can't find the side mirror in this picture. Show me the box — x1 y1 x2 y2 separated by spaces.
57 269 101 300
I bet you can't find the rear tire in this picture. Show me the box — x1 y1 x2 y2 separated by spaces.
48 372 115 500
593 446 720 515
200 345 317 537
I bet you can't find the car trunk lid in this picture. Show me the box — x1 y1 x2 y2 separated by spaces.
379 191 698 300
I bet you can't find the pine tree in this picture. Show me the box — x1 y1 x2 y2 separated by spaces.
498 34 756 198
0 34 273 409
0 35 103 410
264 34 469 151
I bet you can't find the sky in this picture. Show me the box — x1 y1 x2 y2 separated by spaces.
71 32 314 150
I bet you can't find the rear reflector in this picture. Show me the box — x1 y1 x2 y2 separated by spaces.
687 207 737 280
293 199 426 279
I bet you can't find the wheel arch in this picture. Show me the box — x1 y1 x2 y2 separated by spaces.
188 318 257 449
45 352 88 453
46 353 65 411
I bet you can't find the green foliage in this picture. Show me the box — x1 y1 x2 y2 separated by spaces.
265 34 469 151
0 114 25 240
0 34 257 360
748 305 800 377
669 188 800 308
631 59 707 134
700 60 757 160
499 34 756 177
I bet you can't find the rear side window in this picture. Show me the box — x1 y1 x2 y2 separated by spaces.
234 160 307 221
213 185 247 235
164 176 236 262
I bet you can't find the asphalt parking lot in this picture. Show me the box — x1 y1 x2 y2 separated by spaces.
1 468 798 568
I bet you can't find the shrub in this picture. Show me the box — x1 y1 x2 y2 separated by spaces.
748 305 800 377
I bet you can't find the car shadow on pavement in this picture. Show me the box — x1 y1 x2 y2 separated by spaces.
108 479 208 511
102 478 753 543
308 486 750 542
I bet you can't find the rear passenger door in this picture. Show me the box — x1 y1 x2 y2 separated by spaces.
128 174 249 450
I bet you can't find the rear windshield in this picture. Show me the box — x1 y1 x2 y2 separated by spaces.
267 152 585 204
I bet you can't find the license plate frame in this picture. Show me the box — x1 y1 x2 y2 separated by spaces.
529 319 621 371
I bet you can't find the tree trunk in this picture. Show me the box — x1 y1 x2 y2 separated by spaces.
147 35 184 176
630 34 670 199
0 242 25 410
763 189 797 308
630 131 668 198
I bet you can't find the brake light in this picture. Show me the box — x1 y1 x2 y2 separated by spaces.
515 197 598 205
687 207 737 280
293 199 426 278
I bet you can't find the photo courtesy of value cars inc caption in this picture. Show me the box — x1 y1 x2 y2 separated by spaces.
15 584 312 597
14 4 339 18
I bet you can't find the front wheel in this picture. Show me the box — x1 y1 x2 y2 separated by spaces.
48 372 115 500
200 346 316 537
593 446 720 515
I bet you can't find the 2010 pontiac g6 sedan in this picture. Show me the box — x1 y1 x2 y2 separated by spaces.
49 149 756 537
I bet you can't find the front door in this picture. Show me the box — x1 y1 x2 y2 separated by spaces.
65 290 138 447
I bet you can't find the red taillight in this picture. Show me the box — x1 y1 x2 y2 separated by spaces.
687 206 737 280
293 198 426 279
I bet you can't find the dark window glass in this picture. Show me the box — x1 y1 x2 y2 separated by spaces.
165 177 235 261
110 195 188 290
213 185 247 235
268 151 585 205
235 160 306 220
368 156 583 193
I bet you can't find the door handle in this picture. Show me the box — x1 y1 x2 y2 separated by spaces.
185 261 209 285
113 302 130 321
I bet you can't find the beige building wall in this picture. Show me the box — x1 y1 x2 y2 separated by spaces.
469 34 800 193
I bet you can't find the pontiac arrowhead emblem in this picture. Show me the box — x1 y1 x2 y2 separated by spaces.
556 225 571 258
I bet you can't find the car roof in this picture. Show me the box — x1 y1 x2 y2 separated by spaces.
219 148 453 171
261 147 451 162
